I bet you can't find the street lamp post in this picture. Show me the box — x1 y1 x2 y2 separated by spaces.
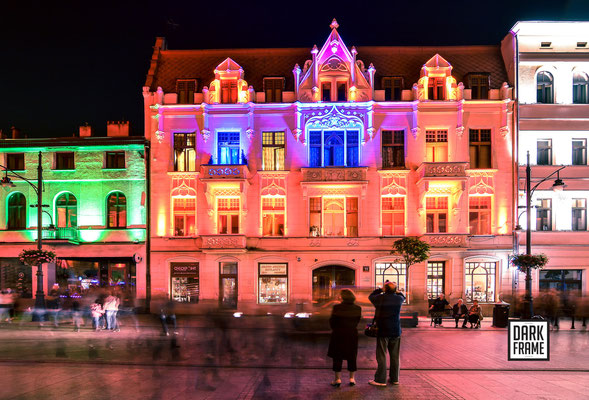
521 151 566 319
1 151 46 315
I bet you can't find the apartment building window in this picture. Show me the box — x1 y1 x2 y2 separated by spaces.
176 79 197 104
536 199 552 231
309 130 359 167
465 262 496 303
539 269 582 296
217 132 241 165
382 77 403 101
105 151 125 169
262 197 285 236
309 196 358 237
469 196 491 235
537 139 552 165
375 263 407 296
55 152 75 170
537 71 554 103
426 197 448 233
173 197 196 236
173 132 196 172
264 78 283 103
382 130 405 169
56 193 77 228
382 197 405 236
572 199 587 231
217 198 239 234
467 74 490 100
321 82 331 102
6 153 24 170
221 80 238 104
7 192 26 230
427 262 445 299
573 72 588 104
572 139 587 165
106 192 126 228
426 130 448 162
469 129 491 168
262 131 285 170
428 77 445 100
337 82 347 101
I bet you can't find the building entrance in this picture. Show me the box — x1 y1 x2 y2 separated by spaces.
312 265 355 304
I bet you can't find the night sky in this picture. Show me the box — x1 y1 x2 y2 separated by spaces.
2 0 589 138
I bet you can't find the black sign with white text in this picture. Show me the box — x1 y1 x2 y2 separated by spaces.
508 320 550 361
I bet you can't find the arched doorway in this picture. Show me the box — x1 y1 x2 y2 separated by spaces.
312 265 355 304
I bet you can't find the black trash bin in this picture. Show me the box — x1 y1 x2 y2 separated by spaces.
493 303 509 328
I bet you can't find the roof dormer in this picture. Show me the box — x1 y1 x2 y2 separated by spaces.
416 54 460 101
205 57 254 104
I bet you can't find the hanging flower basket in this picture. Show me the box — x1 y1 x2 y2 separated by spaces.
19 249 57 266
510 253 548 273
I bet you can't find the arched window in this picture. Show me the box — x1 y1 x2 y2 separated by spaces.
107 192 126 228
573 71 588 104
537 71 554 103
375 262 407 301
56 193 77 228
7 192 26 229
465 262 496 303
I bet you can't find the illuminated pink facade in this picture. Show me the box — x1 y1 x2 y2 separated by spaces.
143 21 516 314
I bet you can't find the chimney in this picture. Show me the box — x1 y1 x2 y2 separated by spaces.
107 121 130 137
79 123 93 137
10 126 20 139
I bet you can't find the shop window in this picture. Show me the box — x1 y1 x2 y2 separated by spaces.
6 153 24 171
259 263 288 304
321 82 331 101
309 196 358 237
176 79 197 104
539 269 582 296
425 130 448 162
375 263 407 299
467 74 489 100
171 263 199 303
56 193 77 228
537 71 554 103
426 196 448 233
536 198 552 231
469 129 491 168
428 77 445 100
173 197 196 236
264 78 284 103
221 80 238 104
469 196 491 235
105 151 125 169
55 152 75 170
572 139 587 165
217 197 240 234
427 262 445 299
382 197 404 236
337 82 347 101
382 130 405 169
217 132 241 165
537 139 552 165
173 132 196 172
465 262 496 303
0 260 32 298
573 72 588 104
262 131 285 170
7 192 26 230
572 198 587 231
219 262 238 309
309 129 359 167
106 192 126 228
382 77 403 101
262 197 285 236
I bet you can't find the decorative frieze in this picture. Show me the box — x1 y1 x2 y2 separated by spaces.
417 162 468 178
301 167 367 182
424 234 468 247
201 235 246 249
201 165 248 179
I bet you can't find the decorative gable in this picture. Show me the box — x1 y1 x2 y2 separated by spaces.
204 57 254 104
415 54 462 101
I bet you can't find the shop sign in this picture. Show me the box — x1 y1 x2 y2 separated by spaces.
508 320 549 361
260 263 287 276
171 263 199 276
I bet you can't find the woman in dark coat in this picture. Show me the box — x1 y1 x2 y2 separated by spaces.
327 289 362 387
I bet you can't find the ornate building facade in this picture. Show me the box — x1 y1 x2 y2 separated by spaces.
143 21 516 314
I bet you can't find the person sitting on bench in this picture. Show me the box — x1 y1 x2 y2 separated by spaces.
429 294 449 326
467 300 483 329
452 298 468 328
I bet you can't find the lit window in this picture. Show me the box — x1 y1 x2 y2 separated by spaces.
537 71 554 103
259 263 288 304
171 263 199 303
55 152 75 170
262 131 285 170
173 133 196 171
107 192 126 228
572 139 587 165
219 262 238 309
427 262 445 299
573 72 589 104
537 139 552 165
309 130 359 167
7 192 26 230
217 132 241 165
217 197 240 234
572 199 587 231
56 193 77 228
221 80 238 103
427 77 445 100
536 199 552 231
309 196 358 237
382 197 404 236
176 79 197 104
264 78 283 103
173 197 196 236
105 151 125 169
469 129 491 169
382 130 405 169
467 74 490 100
382 77 404 101
321 82 331 102
426 197 448 233
425 130 448 162
469 196 491 235
375 263 407 300
465 262 496 303
6 153 24 171
262 197 285 236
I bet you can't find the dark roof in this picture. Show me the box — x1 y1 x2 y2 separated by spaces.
147 45 509 93
0 136 147 149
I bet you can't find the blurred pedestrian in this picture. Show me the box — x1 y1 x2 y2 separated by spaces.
90 298 104 331
368 281 405 387
103 291 120 332
46 290 62 328
72 299 83 332
452 298 468 328
327 289 361 387
159 299 177 336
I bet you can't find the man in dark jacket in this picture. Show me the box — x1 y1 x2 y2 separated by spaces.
368 281 405 386
452 298 468 328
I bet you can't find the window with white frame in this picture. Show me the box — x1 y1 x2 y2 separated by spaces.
469 129 491 169
537 71 554 104
469 196 491 235
309 130 359 167
537 139 552 165
465 262 496 303
262 131 285 170
174 132 196 172
427 77 445 100
176 79 197 104
382 130 405 169
426 197 448 233
382 197 405 236
309 196 358 237
427 261 445 299
217 132 241 165
375 262 407 299
262 197 285 236
572 139 587 165
536 198 552 231
573 72 588 104
173 197 196 236
572 198 587 231
217 197 240 234
426 130 448 162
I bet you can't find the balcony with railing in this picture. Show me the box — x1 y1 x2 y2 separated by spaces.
301 167 368 182
201 164 248 180
417 162 468 179
42 227 79 242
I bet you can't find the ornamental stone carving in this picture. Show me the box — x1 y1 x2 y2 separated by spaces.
424 234 468 247
202 165 247 179
302 167 367 182
202 235 246 249
418 162 467 178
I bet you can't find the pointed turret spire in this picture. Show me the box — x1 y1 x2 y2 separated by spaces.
330 18 339 30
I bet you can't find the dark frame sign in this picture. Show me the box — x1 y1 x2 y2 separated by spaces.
508 320 550 361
